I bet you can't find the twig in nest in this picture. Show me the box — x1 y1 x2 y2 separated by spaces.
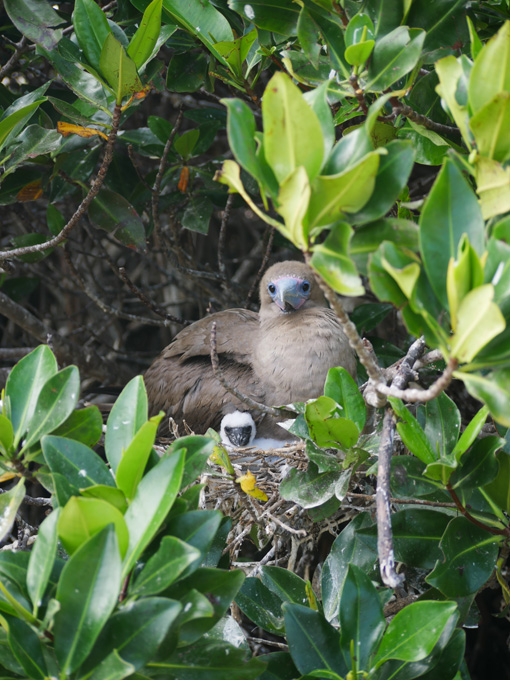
209 321 296 420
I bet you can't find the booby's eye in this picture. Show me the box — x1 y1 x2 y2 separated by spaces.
268 283 276 295
301 280 311 294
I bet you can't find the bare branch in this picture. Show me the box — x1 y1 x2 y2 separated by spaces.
0 103 123 261
218 194 233 281
118 267 190 326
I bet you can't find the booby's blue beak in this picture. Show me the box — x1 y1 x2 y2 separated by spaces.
268 276 311 313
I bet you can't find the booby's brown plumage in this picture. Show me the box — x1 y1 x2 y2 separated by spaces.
144 261 356 436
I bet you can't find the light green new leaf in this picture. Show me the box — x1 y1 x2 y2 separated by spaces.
389 397 436 465
276 166 311 249
58 496 129 558
105 376 147 473
115 413 163 500
475 156 510 220
450 285 505 363
469 21 510 114
458 368 510 427
27 508 60 616
100 34 142 104
308 151 382 227
311 223 364 296
0 415 14 456
262 72 324 183
470 92 510 163
435 56 471 147
446 234 485 332
127 0 162 69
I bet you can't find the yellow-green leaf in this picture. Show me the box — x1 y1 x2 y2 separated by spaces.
276 166 311 249
100 33 142 104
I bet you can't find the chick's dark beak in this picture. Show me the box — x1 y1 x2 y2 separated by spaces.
224 425 253 447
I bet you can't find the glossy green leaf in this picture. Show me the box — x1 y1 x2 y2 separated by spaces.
283 603 346 676
450 285 506 363
73 0 111 70
166 51 208 92
229 0 299 36
339 565 384 670
324 367 366 433
420 391 461 460
162 0 233 65
127 0 162 69
21 366 79 450
86 650 134 680
420 159 484 309
155 639 265 679
297 7 321 68
261 566 311 608
235 577 285 634
7 617 48 680
58 496 129 557
471 92 510 163
115 413 163 500
86 597 181 672
100 34 142 104
380 241 421 300
446 234 485 332
475 155 510 220
374 601 458 666
27 508 60 616
52 406 103 448
310 222 364 296
303 80 335 162
0 101 46 153
5 346 57 449
469 21 510 115
307 8 349 78
426 517 500 597
305 396 359 449
42 435 114 490
215 29 257 78
322 513 377 622
105 376 147 473
352 218 419 275
89 187 147 250
397 120 450 166
450 435 502 490
4 0 63 50
484 450 510 514
166 509 222 575
451 405 489 461
80 485 128 513
365 27 425 91
280 461 340 509
54 525 122 674
435 55 470 146
276 166 311 249
122 449 185 578
0 415 14 456
389 398 436 464
262 72 324 184
130 536 200 596
0 479 25 545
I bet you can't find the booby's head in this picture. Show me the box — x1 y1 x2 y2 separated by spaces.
220 410 256 448
259 261 327 318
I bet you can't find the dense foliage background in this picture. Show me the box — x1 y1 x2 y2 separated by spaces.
1 0 510 679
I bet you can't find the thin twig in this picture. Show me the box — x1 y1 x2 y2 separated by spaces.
218 194 233 281
390 98 461 137
209 321 295 419
0 103 123 261
447 484 510 537
245 226 275 307
118 267 190 325
0 36 28 80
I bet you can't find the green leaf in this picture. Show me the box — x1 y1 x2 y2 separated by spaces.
280 461 340 509
426 517 500 597
484 450 510 514
469 21 510 115
130 536 200 597
105 376 147 473
122 449 185 578
0 415 14 456
449 435 502 491
4 0 63 50
229 0 299 36
54 525 122 674
261 566 311 608
324 367 366 433
470 92 510 163
115 413 163 500
310 222 364 296
89 188 146 251
339 565 385 670
283 604 346 676
419 158 484 310
86 597 181 672
80 485 128 513
450 285 506 362
0 479 25 544
374 601 458 666
298 8 321 69
181 195 214 234
87 650 134 680
169 435 215 489
365 27 426 91
262 72 324 183
99 34 142 104
73 0 112 70
127 0 162 69
174 128 199 160
305 396 359 449
348 140 415 225
52 406 103 448
5 345 57 449
420 392 461 460
0 101 46 153
27 508 60 616
22 366 79 450
435 55 470 147
352 218 419 276
162 0 233 66
42 435 115 490
308 151 382 227
166 51 208 92
235 578 285 634
389 398 436 465
451 405 489 461
7 617 48 680
166 509 222 575
58 496 129 557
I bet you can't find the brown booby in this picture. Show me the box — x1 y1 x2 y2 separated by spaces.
144 260 356 438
